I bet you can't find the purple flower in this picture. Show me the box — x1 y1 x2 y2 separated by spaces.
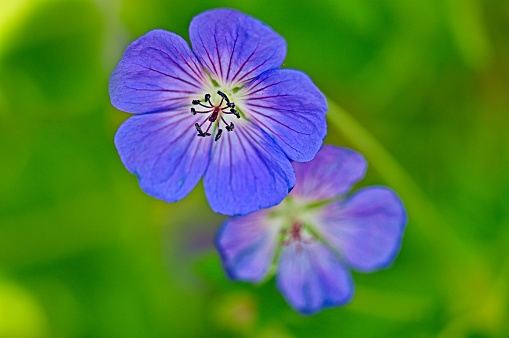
216 145 407 314
109 9 327 215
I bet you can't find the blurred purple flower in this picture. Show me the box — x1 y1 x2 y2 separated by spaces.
216 145 407 314
109 8 327 215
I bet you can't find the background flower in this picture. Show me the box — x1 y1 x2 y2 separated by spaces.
109 8 327 216
216 145 407 314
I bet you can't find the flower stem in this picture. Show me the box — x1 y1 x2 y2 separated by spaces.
326 98 478 268
326 98 505 332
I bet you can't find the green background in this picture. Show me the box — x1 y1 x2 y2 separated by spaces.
1 0 508 337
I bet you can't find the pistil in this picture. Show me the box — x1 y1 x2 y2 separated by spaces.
281 221 315 252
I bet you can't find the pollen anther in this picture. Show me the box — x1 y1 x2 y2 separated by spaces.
191 91 238 141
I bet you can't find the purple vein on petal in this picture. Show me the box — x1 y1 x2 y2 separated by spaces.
247 104 316 125
225 34 239 84
121 97 187 106
155 133 194 179
227 132 234 190
247 115 307 156
243 80 285 96
130 115 189 150
143 126 193 177
143 66 202 89
228 42 259 85
239 127 281 188
248 106 315 134
213 33 224 82
170 45 207 83
247 94 291 101
236 128 260 196
147 46 203 84
125 87 195 94
248 110 310 135
235 51 276 84
197 31 219 79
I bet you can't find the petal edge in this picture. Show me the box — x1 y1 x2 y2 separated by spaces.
277 240 354 315
109 29 208 114
317 187 407 272
189 9 286 87
216 211 281 282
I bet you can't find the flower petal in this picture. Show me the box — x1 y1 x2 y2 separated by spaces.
240 69 327 162
189 9 286 87
290 145 367 201
216 211 282 282
109 29 208 114
277 240 354 315
204 124 295 216
317 187 407 272
114 111 211 202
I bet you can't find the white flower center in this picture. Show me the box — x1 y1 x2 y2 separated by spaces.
268 197 320 247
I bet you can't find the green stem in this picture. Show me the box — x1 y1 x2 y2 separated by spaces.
326 98 476 266
325 98 509 333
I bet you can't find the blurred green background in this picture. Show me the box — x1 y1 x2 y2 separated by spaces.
1 0 508 337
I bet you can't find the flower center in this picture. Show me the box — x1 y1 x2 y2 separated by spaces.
190 91 240 141
281 221 315 251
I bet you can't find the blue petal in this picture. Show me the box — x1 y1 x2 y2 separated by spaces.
203 124 295 216
317 187 407 272
216 211 281 282
240 69 327 162
109 29 208 114
189 9 286 87
114 111 212 202
291 145 367 201
277 240 354 315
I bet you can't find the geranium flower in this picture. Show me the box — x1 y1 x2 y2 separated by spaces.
109 8 327 215
216 145 407 314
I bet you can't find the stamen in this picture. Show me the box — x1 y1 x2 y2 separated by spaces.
215 129 223 141
191 107 214 115
217 90 230 105
230 108 240 119
195 123 210 137
190 91 238 140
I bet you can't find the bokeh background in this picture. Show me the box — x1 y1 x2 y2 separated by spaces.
1 0 508 337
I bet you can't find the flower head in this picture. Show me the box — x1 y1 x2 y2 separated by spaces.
216 145 407 314
109 9 327 215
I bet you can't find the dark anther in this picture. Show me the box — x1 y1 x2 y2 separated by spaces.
195 123 210 137
191 91 237 140
215 129 223 141
230 108 240 119
217 90 230 105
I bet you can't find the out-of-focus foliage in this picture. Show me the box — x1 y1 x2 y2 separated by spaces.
1 0 508 337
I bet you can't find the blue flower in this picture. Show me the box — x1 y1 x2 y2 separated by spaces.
216 145 407 314
109 9 327 215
